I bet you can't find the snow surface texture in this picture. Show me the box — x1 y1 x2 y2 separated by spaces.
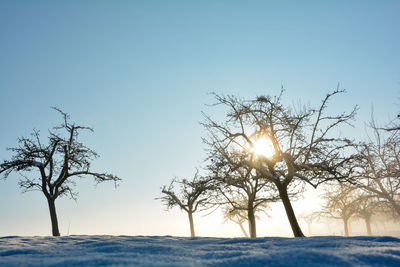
0 235 400 266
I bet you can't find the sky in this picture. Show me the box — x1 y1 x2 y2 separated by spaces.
0 0 399 237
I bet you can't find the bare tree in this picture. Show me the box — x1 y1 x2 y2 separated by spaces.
159 172 213 237
208 151 276 238
222 199 269 238
353 193 381 236
319 183 382 236
318 184 359 236
354 120 400 217
0 108 120 236
298 212 319 236
223 206 249 237
202 89 357 237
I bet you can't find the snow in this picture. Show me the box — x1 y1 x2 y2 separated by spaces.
0 235 399 266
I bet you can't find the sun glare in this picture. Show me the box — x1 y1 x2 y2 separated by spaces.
252 137 275 158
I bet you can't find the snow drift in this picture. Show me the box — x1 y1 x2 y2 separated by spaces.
0 235 399 266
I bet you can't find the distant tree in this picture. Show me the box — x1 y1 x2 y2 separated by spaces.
319 182 382 236
159 172 213 237
208 151 276 238
202 89 357 237
318 184 359 236
223 200 269 238
0 108 121 236
298 212 319 236
223 206 249 237
353 120 400 217
353 192 381 236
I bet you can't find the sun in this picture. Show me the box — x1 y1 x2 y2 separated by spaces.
252 137 275 158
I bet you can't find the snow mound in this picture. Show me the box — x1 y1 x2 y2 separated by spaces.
0 235 399 266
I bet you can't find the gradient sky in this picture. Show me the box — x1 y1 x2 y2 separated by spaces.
0 0 399 237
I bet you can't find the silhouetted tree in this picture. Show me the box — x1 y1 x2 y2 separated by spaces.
202 89 357 237
0 108 120 236
159 172 213 237
223 200 269 238
208 151 276 238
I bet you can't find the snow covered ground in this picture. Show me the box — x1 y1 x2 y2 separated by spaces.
0 235 400 266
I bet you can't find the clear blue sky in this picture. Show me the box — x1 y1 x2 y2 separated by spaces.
0 0 399 237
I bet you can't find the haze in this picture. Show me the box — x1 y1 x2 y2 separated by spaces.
0 1 399 237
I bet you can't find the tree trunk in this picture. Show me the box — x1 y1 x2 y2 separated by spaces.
247 207 257 238
348 219 352 235
277 184 304 237
188 211 195 237
364 218 372 236
47 198 60 236
343 218 349 237
239 222 249 238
